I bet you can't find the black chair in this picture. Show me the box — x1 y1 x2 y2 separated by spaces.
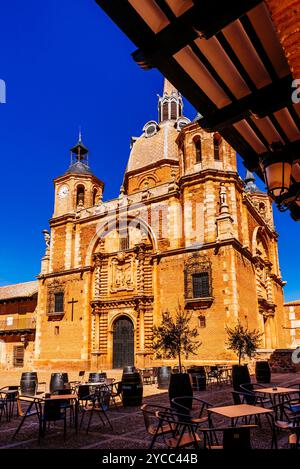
141 404 179 449
240 383 272 407
155 410 201 449
109 381 122 409
39 399 67 442
51 388 75 426
0 386 19 421
79 387 113 433
0 395 7 423
69 371 86 388
200 425 257 449
171 396 213 426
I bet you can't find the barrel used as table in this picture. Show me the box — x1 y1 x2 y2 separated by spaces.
157 366 172 389
121 371 143 406
20 372 38 396
255 361 271 383
123 366 136 374
88 372 107 383
49 373 69 393
187 366 206 391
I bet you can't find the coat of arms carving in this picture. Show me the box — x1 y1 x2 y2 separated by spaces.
110 253 135 293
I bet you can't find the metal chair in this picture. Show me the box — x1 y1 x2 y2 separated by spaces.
141 403 179 449
171 396 213 426
39 399 67 442
0 386 19 421
200 425 257 449
79 387 113 433
155 410 201 449
108 381 122 410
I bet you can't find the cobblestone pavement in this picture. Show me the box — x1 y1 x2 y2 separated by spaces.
0 371 299 449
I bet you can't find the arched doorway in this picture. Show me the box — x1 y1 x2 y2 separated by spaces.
113 316 134 369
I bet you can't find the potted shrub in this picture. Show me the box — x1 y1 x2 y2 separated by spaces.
152 307 201 408
226 321 262 391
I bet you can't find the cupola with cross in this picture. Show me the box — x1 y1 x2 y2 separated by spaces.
53 132 104 218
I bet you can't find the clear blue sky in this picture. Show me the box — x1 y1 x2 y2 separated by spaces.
0 0 299 301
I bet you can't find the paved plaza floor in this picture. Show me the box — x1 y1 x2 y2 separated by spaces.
0 370 299 449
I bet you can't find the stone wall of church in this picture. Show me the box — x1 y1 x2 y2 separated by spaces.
34 272 92 370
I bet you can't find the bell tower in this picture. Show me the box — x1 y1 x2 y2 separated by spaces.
53 133 104 218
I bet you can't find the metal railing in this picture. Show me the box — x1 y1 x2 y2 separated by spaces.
0 317 36 331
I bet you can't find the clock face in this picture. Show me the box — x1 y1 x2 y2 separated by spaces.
58 185 69 199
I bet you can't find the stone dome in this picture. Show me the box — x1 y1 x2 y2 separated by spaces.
126 120 182 173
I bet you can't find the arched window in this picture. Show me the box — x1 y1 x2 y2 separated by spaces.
93 189 98 206
213 133 222 160
193 136 202 163
170 100 177 120
76 185 85 207
162 103 169 121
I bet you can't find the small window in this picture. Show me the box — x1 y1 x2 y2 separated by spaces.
199 315 206 328
54 326 60 336
76 185 85 206
119 234 129 251
213 134 221 160
13 346 24 367
192 272 210 298
54 292 64 313
170 101 177 120
93 189 98 206
194 136 202 163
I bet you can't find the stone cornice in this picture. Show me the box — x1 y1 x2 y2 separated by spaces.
179 169 244 190
37 266 92 281
152 237 255 262
72 189 181 225
91 295 154 310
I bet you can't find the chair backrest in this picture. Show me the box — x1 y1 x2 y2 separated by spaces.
240 383 254 393
77 385 90 400
232 390 256 406
222 426 252 449
43 400 63 421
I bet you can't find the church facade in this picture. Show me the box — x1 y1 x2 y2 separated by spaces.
3 80 290 371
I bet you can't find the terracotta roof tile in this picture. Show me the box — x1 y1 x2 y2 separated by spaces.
284 299 300 306
0 281 38 301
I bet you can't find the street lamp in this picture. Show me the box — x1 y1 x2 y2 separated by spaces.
260 142 300 212
262 143 292 198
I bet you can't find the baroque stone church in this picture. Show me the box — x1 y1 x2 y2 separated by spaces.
0 80 290 370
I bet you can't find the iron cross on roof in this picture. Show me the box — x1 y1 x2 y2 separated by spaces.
67 298 78 321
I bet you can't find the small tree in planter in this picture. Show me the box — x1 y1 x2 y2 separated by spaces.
226 321 263 390
152 307 201 406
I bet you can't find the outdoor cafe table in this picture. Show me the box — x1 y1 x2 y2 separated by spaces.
13 393 79 439
255 387 298 418
207 404 276 448
255 387 297 405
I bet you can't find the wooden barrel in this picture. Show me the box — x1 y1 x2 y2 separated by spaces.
88 372 107 383
157 366 172 389
255 361 271 383
123 366 136 374
187 366 206 391
49 373 69 393
20 372 38 396
121 371 143 406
